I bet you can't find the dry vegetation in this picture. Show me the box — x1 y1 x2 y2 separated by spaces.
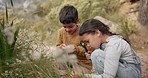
0 0 147 78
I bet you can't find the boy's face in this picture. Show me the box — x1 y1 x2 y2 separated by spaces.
63 23 78 35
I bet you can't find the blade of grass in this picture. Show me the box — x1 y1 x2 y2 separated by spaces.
0 18 5 29
5 3 8 23
10 21 13 26
0 32 4 53
10 0 14 7
10 27 19 57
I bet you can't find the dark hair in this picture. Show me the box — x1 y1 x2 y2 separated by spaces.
79 19 131 44
59 5 78 24
79 19 112 36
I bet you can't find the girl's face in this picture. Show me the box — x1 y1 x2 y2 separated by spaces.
81 30 102 49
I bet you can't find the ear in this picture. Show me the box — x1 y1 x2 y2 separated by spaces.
95 30 101 37
76 18 80 23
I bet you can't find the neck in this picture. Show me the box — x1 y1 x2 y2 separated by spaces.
101 34 110 43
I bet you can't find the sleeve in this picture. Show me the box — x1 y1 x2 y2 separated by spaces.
56 29 63 46
102 42 122 78
75 45 86 56
84 74 103 78
75 45 95 57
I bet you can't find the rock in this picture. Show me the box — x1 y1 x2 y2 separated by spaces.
120 0 127 4
120 0 139 4
94 16 118 33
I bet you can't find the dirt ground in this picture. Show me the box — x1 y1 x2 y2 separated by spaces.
136 49 148 78
131 26 148 78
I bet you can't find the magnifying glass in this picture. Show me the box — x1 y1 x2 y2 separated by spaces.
80 41 88 52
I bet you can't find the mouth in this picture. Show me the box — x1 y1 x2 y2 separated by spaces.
68 31 72 34
67 31 73 34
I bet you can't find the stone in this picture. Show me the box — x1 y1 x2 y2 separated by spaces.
94 16 118 33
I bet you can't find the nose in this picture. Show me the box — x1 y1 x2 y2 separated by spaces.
65 28 71 31
86 43 90 47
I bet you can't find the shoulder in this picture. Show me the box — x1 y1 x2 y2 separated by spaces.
105 35 131 55
57 27 66 35
58 27 65 32
107 35 129 47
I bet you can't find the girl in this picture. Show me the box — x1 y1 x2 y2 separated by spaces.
79 19 141 78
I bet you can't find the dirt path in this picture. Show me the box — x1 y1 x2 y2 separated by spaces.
136 49 148 78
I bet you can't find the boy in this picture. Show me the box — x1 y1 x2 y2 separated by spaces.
56 5 92 71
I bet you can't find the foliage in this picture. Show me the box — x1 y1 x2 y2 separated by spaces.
76 0 120 23
0 57 60 78
3 0 136 44
118 20 137 41
0 28 60 78
33 0 121 44
0 0 19 72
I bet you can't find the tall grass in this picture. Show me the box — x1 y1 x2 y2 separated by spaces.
0 28 62 77
0 0 19 71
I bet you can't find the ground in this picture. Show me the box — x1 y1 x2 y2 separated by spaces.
130 26 148 78
136 49 148 78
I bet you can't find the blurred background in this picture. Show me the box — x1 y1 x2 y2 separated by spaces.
0 0 147 78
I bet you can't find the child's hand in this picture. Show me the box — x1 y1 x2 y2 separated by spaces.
58 44 66 48
85 51 91 60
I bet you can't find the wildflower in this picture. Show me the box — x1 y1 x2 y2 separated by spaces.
67 54 77 64
31 52 41 60
62 45 75 54
50 45 77 64
2 26 16 45
16 58 22 64
50 46 64 58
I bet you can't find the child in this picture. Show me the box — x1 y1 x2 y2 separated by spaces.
56 5 93 73
79 19 141 78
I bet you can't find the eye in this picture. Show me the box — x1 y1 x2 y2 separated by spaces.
84 40 89 44
63 26 66 28
63 25 73 28
68 26 73 28
80 41 87 47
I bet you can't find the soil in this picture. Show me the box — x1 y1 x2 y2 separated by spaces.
136 49 148 78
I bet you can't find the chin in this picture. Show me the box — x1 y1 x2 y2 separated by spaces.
68 32 74 35
91 46 97 49
95 46 100 49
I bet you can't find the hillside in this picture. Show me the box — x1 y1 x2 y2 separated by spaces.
119 1 148 77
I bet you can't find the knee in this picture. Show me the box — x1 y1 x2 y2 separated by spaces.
90 49 105 74
91 49 105 60
90 49 105 66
